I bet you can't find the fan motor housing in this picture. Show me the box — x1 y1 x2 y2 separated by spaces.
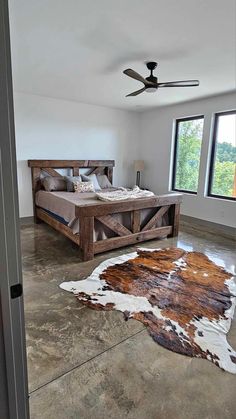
146 75 157 84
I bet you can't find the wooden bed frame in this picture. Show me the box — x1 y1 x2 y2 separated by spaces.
28 159 182 261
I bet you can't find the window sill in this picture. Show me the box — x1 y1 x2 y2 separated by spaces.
171 189 197 196
205 194 236 203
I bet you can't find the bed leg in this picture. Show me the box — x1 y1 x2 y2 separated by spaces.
79 216 94 261
34 209 42 224
169 203 180 237
31 168 42 224
34 216 42 224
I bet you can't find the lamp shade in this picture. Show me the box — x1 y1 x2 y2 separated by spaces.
134 160 145 171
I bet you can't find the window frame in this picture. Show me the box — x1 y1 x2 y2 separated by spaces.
207 110 236 202
171 115 204 194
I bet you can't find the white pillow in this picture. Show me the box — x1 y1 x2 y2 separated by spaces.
74 181 95 193
81 174 101 190
97 174 112 189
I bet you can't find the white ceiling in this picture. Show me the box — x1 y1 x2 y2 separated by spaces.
9 0 236 111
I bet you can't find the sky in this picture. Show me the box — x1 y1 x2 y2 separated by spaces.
217 114 236 146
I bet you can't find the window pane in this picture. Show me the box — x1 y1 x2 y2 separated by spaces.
173 117 204 193
210 113 236 199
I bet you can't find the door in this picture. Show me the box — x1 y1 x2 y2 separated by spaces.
0 0 29 418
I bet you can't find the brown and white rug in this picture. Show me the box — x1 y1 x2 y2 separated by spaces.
60 247 236 373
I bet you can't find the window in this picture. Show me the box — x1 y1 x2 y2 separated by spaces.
172 116 204 194
208 111 236 201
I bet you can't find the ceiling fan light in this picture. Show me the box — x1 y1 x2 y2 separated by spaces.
145 87 157 93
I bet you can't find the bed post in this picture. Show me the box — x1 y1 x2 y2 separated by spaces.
169 203 180 237
106 166 113 184
30 167 41 223
79 216 94 261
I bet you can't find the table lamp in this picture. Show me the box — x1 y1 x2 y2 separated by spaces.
134 160 144 187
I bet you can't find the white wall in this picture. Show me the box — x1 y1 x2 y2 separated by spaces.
15 91 235 227
14 93 139 217
139 92 236 228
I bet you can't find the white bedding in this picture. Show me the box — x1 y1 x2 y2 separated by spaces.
96 186 154 201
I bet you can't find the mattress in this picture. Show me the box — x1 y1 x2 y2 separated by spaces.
35 190 166 239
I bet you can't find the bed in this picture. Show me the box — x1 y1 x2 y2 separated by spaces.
28 160 182 261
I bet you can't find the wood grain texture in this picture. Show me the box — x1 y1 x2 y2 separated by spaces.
142 205 170 231
86 167 105 176
132 210 140 233
72 167 80 176
79 216 94 261
169 203 180 237
96 215 131 237
106 167 113 184
28 159 115 168
31 167 41 223
75 195 182 218
43 168 62 177
36 208 80 245
94 226 172 253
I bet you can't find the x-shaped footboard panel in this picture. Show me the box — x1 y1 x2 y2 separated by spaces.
77 197 181 261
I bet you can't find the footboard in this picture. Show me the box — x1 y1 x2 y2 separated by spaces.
76 194 182 261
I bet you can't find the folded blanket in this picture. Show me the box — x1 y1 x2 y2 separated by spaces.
96 186 154 201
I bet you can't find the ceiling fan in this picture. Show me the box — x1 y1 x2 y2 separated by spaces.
123 62 199 97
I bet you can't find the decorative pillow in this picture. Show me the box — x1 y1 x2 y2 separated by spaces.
43 176 67 191
97 174 112 189
64 175 82 192
74 181 95 193
81 173 101 190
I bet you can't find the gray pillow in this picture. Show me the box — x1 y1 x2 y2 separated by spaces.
97 174 112 189
81 173 101 190
64 175 82 192
43 176 67 192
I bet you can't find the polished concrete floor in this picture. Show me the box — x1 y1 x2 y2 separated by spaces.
21 222 236 419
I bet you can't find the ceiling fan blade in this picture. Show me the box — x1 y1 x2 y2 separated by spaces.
158 80 199 87
126 87 146 97
123 69 153 86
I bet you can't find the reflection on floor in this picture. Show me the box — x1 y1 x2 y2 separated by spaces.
21 222 236 419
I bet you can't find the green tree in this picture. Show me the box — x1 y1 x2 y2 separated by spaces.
216 142 236 163
212 141 236 197
211 161 235 197
175 120 203 191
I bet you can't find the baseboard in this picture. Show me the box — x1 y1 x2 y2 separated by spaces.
180 215 236 241
20 216 34 225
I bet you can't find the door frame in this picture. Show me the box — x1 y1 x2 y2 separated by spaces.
0 0 29 418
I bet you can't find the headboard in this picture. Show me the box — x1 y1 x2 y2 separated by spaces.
28 159 115 196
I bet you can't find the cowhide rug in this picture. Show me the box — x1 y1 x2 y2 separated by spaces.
60 247 236 373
